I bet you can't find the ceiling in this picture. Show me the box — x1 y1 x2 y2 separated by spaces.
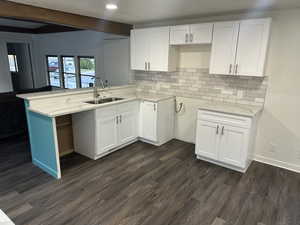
0 18 45 28
7 0 300 24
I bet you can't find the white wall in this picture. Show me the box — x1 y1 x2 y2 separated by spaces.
33 30 132 88
139 8 300 172
103 38 133 86
254 9 300 172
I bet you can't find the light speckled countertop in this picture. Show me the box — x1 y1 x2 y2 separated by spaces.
23 93 175 118
18 85 262 118
198 101 263 117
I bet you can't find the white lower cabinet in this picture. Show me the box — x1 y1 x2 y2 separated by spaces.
139 98 174 146
73 101 139 160
95 107 119 156
195 110 257 172
73 98 175 160
195 120 219 160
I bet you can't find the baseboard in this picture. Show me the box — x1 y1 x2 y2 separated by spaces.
32 158 60 179
254 155 300 173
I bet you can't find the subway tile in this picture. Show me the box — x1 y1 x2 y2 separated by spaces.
134 68 268 107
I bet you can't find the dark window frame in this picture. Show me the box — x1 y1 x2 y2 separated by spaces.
78 56 96 88
61 55 77 89
46 55 60 87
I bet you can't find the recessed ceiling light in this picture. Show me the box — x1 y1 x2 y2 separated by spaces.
106 3 118 10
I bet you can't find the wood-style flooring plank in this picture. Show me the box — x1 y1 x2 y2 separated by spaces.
1 138 300 225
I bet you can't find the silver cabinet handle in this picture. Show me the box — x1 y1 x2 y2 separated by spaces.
221 126 224 135
185 33 188 43
145 62 147 71
116 116 119 124
190 33 193 43
148 62 150 71
120 115 122 123
216 125 219 134
229 64 232 74
235 64 238 75
154 104 156 111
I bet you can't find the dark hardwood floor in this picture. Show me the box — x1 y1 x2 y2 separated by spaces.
0 138 300 225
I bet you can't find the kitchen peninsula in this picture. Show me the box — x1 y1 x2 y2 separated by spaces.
18 85 175 178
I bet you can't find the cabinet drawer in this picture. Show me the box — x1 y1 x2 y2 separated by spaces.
197 110 251 128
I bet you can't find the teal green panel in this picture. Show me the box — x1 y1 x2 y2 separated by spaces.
25 101 60 178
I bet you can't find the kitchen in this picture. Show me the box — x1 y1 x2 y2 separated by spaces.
1 0 300 225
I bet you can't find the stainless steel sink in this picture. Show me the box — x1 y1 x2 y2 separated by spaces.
85 97 124 105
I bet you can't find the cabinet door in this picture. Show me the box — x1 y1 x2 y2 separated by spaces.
130 29 149 70
235 18 271 76
209 21 239 75
218 125 249 168
190 23 213 44
195 120 219 160
140 101 157 142
96 110 118 155
148 26 170 71
117 102 138 145
170 25 190 45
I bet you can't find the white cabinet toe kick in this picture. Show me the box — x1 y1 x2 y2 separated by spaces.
73 98 175 160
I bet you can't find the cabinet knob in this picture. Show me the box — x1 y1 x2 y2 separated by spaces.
145 62 147 71
148 62 150 71
116 116 119 124
120 115 122 123
190 33 193 43
216 125 219 134
221 126 224 135
154 104 156 111
185 33 188 43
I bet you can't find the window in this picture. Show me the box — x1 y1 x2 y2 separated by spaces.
46 56 60 87
79 57 96 88
8 54 18 72
62 56 77 89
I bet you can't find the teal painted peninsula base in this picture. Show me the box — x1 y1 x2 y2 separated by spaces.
24 101 61 179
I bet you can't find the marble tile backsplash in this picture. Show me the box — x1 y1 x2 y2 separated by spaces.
135 68 268 106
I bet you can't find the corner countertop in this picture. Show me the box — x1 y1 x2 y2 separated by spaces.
198 101 263 117
25 92 175 118
17 85 137 101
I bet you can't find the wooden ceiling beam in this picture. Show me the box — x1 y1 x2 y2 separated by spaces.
34 25 82 34
0 25 34 33
0 1 132 36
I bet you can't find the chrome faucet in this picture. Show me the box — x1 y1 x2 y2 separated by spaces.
93 77 106 103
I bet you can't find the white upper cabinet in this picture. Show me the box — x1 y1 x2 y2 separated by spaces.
170 25 190 45
190 23 213 44
209 21 240 75
130 28 149 71
235 18 271 76
131 26 176 72
148 27 171 71
210 18 271 77
170 23 213 45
